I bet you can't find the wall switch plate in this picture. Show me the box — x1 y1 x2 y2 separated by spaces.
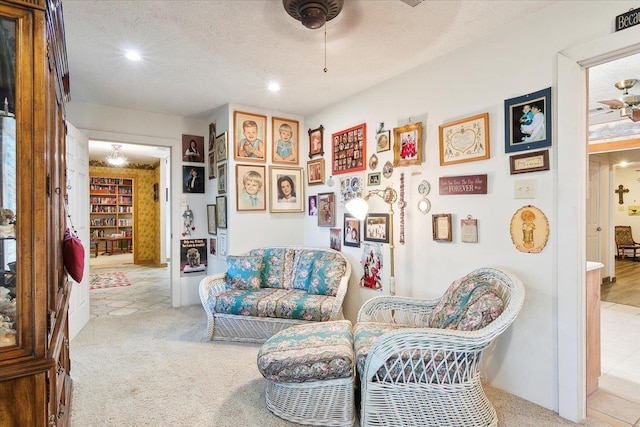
180 196 187 207
514 179 536 199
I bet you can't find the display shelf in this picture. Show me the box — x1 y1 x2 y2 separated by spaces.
89 176 134 242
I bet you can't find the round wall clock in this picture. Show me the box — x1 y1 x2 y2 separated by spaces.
509 205 549 253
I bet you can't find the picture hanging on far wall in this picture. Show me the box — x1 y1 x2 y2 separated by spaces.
331 123 366 175
329 228 342 251
269 166 304 213
504 87 552 153
183 165 205 193
234 111 267 162
272 116 300 165
182 134 205 163
236 164 266 211
393 122 423 167
439 113 490 166
208 122 216 152
207 204 217 235
179 238 207 277
208 152 216 180
318 192 336 227
217 163 227 194
216 131 228 162
216 195 228 229
509 205 549 253
308 125 324 158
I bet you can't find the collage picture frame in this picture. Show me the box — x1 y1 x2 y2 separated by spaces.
331 123 366 175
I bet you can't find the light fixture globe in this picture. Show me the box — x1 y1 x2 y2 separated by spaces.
283 0 344 29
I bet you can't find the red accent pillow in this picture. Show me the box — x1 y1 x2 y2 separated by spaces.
63 228 85 282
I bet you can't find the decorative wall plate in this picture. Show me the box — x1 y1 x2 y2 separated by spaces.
418 198 431 214
382 161 393 178
418 180 430 196
509 205 549 253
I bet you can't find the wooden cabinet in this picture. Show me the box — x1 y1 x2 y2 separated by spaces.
0 1 71 426
90 176 134 240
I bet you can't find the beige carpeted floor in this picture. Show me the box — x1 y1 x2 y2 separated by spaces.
69 306 608 427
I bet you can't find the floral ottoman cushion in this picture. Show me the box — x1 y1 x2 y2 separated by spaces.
257 320 354 383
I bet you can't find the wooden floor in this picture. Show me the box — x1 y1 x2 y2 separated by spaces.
602 259 640 307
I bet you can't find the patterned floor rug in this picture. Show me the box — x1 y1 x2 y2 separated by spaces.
89 272 132 290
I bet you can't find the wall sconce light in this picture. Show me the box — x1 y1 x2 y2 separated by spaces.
106 144 127 166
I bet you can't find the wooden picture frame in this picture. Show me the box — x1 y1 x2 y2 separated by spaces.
504 87 552 153
208 152 216 180
364 214 390 243
207 204 217 235
216 196 227 229
217 163 227 194
509 149 550 174
439 113 490 166
216 131 228 162
182 134 205 163
331 123 366 175
317 192 336 227
432 213 452 242
308 125 324 158
307 158 325 185
269 166 304 213
376 130 391 153
183 165 205 193
393 122 423 167
343 214 361 247
272 117 299 164
208 122 216 153
235 164 266 211
233 111 267 162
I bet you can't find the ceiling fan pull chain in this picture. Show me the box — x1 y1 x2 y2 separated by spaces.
324 25 328 73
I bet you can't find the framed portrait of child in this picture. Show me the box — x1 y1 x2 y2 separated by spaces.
235 164 266 211
272 117 299 165
233 111 267 162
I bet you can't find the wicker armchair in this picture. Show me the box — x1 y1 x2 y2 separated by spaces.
355 267 525 427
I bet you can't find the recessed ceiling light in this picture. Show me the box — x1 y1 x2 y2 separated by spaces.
619 161 629 168
268 82 281 92
125 50 142 61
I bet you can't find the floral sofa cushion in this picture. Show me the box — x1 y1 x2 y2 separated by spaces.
224 255 263 290
248 248 296 289
307 255 347 296
291 250 324 290
257 320 354 383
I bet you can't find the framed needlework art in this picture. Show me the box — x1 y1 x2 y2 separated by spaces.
504 87 552 153
393 122 422 167
272 117 299 165
331 123 366 175
308 125 324 158
439 113 490 166
234 111 267 162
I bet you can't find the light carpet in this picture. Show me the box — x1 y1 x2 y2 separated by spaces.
69 306 607 427
89 271 131 290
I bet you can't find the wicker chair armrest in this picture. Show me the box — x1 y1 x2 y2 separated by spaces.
198 273 227 313
356 295 439 326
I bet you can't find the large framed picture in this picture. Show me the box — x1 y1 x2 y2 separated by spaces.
182 134 205 163
269 166 304 213
343 214 361 247
308 125 324 158
318 192 336 227
216 196 227 229
393 122 422 167
235 164 266 211
331 123 366 175
364 214 390 243
216 131 228 162
207 204 217 235
234 111 267 162
439 113 490 166
183 165 205 193
272 117 299 164
307 158 325 185
217 163 227 194
504 87 552 153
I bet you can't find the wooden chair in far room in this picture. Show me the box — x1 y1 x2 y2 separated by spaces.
614 225 640 260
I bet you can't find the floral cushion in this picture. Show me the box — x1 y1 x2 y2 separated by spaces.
291 250 324 290
257 320 354 383
307 255 347 296
248 248 296 289
353 322 406 376
428 279 504 331
225 255 263 290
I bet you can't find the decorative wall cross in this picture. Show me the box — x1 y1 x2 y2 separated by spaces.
615 184 629 205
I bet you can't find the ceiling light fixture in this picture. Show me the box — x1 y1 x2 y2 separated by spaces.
106 144 127 166
268 82 281 92
125 50 142 61
283 0 344 30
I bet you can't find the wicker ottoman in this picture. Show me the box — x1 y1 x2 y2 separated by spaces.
257 320 355 427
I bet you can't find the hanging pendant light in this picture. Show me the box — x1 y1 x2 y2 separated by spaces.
106 144 127 166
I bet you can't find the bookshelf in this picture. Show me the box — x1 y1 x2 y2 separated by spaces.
90 177 134 243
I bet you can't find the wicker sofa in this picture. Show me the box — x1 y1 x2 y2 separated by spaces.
199 246 351 343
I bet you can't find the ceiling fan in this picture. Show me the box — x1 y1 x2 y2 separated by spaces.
598 79 640 122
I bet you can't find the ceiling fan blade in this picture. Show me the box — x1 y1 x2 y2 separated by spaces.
631 109 640 122
598 99 625 109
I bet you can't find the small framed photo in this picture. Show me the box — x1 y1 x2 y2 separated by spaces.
318 192 336 227
217 163 227 194
216 131 228 163
509 149 550 174
234 111 267 162
209 237 217 256
183 165 205 193
364 214 390 243
307 158 325 185
367 172 381 186
331 123 366 175
329 228 342 251
216 196 227 229
461 217 478 243
235 164 266 211
269 166 304 213
208 152 216 180
439 113 490 166
343 214 361 247
207 204 217 235
308 195 318 216
432 213 452 242
272 117 299 164
376 130 391 153
308 125 324 158
208 122 216 152
504 87 552 153
182 134 205 163
393 122 423 167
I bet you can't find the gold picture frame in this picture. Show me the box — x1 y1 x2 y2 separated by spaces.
233 111 267 162
269 166 304 213
272 117 300 165
235 164 266 211
307 158 325 185
439 113 490 166
393 122 423 167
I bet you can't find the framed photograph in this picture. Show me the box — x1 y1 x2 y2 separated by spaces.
308 125 324 158
182 134 205 163
343 214 361 247
376 130 391 153
364 214 390 243
272 117 299 164
509 149 550 175
208 122 216 152
329 228 342 251
331 123 366 175
367 172 381 186
179 238 208 277
183 165 205 193
318 192 336 227
235 164 266 211
207 204 217 235
217 163 227 194
209 237 217 256
234 111 267 162
308 195 318 216
432 213 452 242
216 131 228 162
208 152 216 180
269 166 304 213
307 158 325 185
439 113 490 166
504 87 552 153
393 122 423 167
216 195 227 229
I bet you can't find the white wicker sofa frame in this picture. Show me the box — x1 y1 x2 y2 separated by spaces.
356 267 525 427
199 246 351 343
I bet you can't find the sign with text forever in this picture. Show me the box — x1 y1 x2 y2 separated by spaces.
439 174 488 195
616 8 640 31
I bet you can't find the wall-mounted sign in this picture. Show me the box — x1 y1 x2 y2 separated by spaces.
616 7 640 32
439 174 487 195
